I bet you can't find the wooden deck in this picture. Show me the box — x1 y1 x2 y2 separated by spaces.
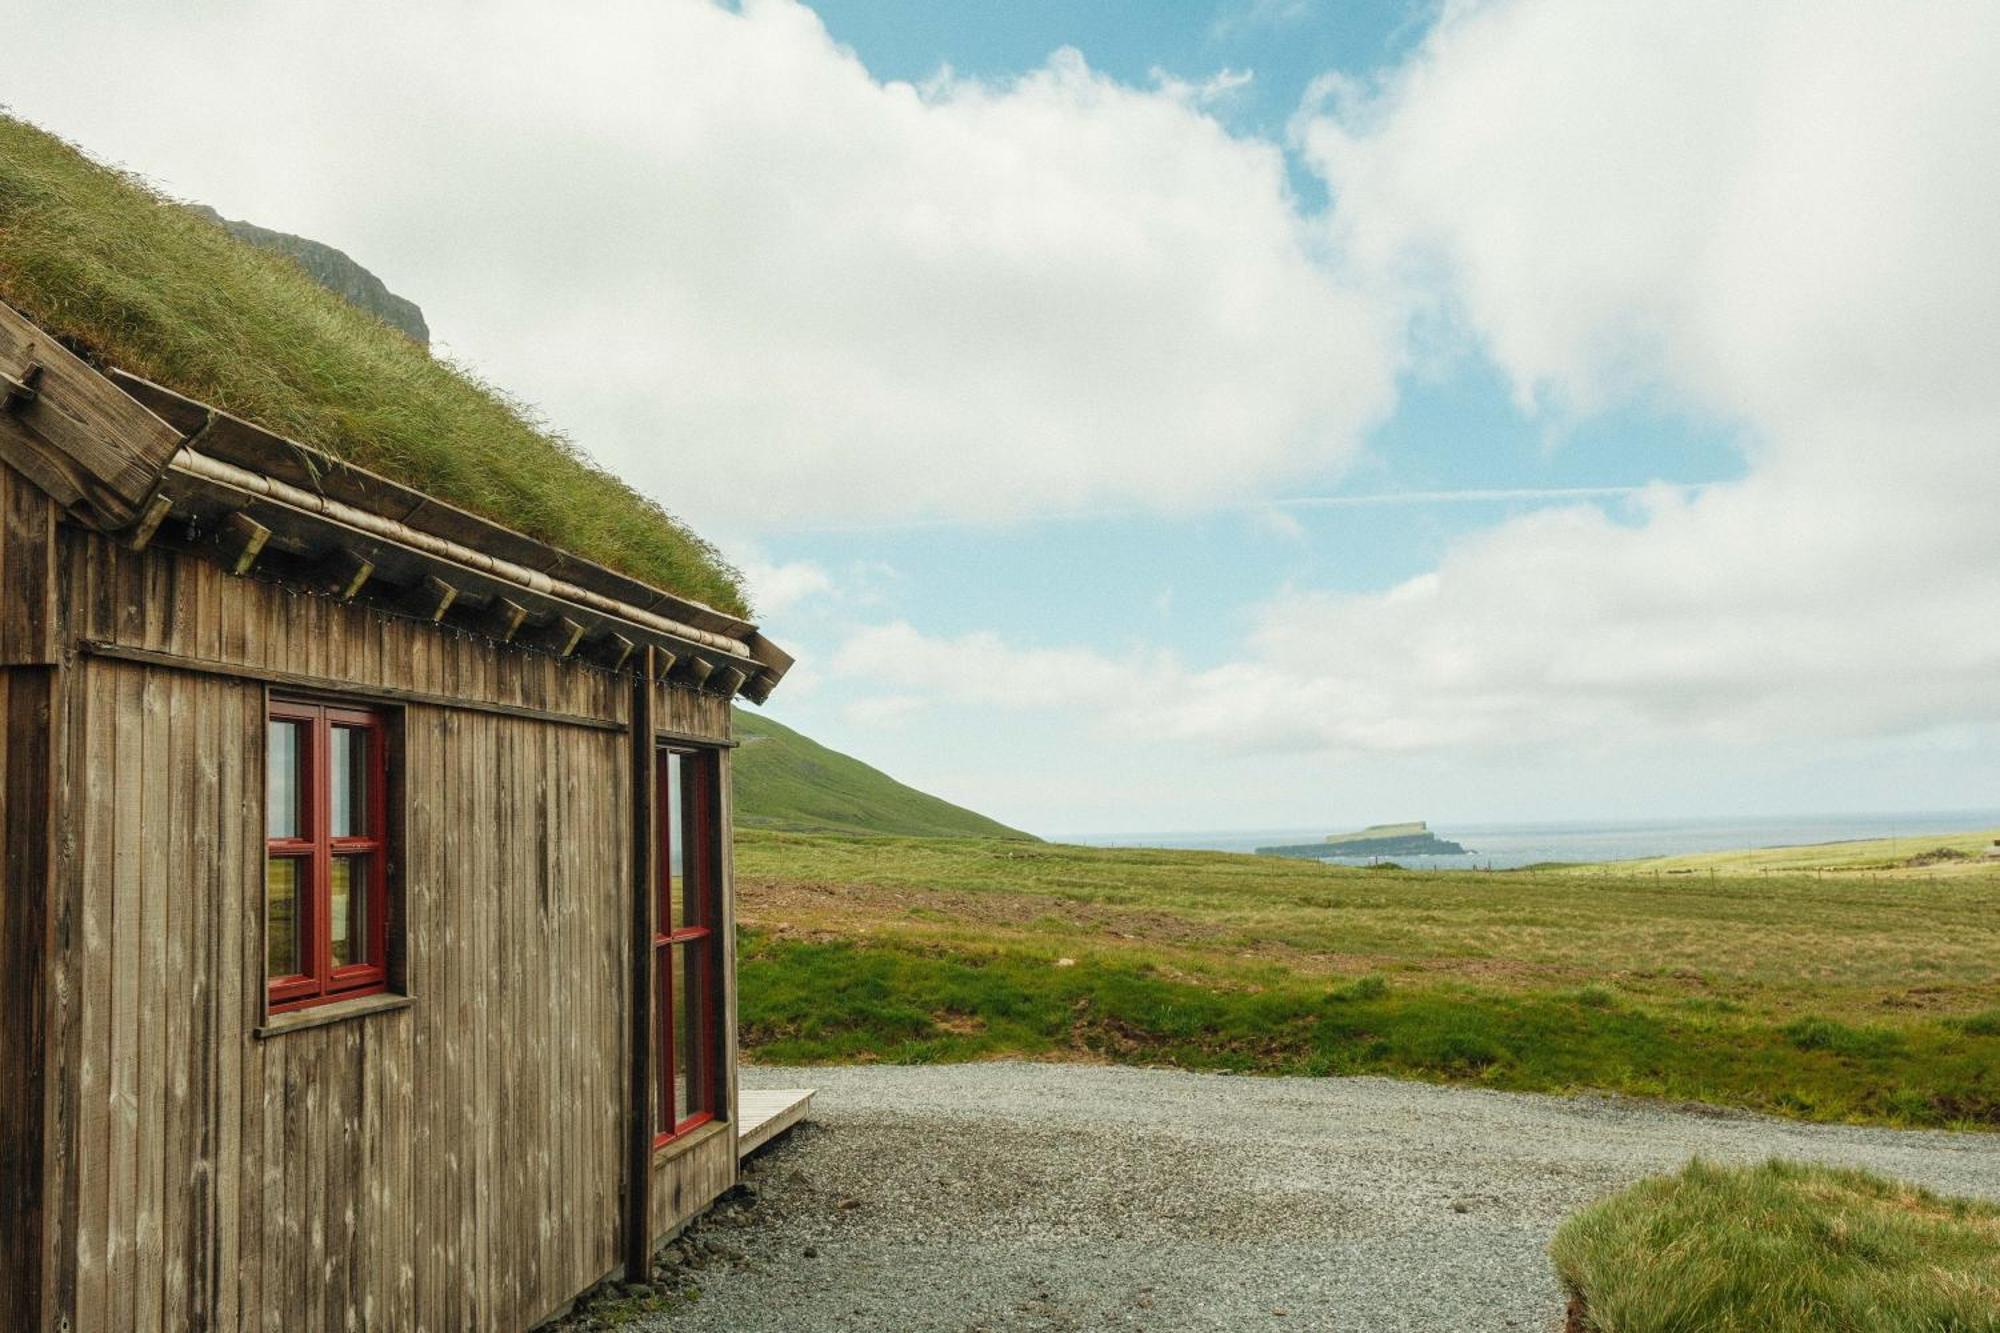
737 1088 814 1159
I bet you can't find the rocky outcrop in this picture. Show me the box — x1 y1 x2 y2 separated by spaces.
190 205 430 346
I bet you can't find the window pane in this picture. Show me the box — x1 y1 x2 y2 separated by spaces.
330 855 369 968
668 956 684 1128
664 751 687 927
678 942 710 1121
330 727 369 837
671 946 694 1125
267 720 304 839
267 856 305 977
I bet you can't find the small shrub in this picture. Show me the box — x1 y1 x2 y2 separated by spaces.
1574 986 1617 1010
1331 975 1389 1002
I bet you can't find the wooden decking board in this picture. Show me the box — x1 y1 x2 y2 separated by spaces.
736 1089 814 1160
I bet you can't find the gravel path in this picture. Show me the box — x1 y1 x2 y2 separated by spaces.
636 1063 2000 1333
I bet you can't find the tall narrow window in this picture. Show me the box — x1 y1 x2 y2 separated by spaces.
656 747 722 1144
266 699 391 1013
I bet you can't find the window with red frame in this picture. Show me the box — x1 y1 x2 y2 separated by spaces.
266 699 392 1014
656 747 723 1144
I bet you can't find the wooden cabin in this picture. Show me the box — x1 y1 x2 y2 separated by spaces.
0 297 803 1330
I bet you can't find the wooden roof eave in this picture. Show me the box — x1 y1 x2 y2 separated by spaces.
0 296 790 701
151 455 762 688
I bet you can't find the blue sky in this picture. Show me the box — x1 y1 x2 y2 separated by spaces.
9 0 1999 836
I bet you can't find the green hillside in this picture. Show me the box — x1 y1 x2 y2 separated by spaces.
731 709 1033 840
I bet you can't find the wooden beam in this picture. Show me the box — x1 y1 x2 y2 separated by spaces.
624 646 658 1279
80 640 628 734
323 549 374 602
602 633 636 673
487 598 529 645
651 649 679 684
414 574 457 624
675 656 714 690
220 512 270 576
739 672 776 706
124 492 174 553
0 360 42 409
708 666 748 699
553 617 587 659
0 301 185 530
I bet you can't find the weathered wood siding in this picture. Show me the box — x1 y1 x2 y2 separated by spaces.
35 525 739 1332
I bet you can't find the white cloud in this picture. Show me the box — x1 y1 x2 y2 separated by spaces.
1151 66 1255 107
836 0 2000 761
1211 0 1313 42
14 0 2000 781
1263 0 2000 751
2 0 1395 532
736 550 833 616
842 694 929 729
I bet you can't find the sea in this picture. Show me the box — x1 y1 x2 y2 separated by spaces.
1061 810 2000 870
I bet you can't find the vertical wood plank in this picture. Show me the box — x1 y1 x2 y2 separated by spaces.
44 555 87 1329
0 669 53 1327
105 661 142 1332
0 467 59 665
624 649 656 1278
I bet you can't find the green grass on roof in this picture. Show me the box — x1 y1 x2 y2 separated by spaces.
0 115 747 617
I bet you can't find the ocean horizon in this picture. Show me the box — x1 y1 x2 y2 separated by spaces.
1058 809 2000 870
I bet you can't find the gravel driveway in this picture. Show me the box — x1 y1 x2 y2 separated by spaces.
637 1063 2000 1333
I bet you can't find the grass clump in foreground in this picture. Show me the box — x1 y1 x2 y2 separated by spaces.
0 115 745 615
1551 1159 2000 1333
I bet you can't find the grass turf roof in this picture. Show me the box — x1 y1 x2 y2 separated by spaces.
0 115 747 618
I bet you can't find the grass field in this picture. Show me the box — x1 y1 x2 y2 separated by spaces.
1563 827 2000 878
734 830 2000 1129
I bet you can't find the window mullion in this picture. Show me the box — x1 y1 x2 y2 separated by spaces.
313 707 333 999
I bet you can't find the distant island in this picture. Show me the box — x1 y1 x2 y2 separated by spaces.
1257 820 1469 860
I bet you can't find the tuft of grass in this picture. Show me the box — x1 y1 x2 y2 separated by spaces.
0 115 746 615
1331 975 1389 1002
1784 1017 1905 1058
1551 1158 2000 1332
1958 1010 2000 1037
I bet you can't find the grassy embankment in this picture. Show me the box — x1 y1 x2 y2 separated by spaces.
736 831 2000 1129
1551 1159 2000 1332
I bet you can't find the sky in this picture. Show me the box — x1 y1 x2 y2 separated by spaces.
7 0 2000 836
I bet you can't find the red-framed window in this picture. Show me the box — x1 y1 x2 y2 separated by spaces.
266 698 392 1014
655 746 722 1145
